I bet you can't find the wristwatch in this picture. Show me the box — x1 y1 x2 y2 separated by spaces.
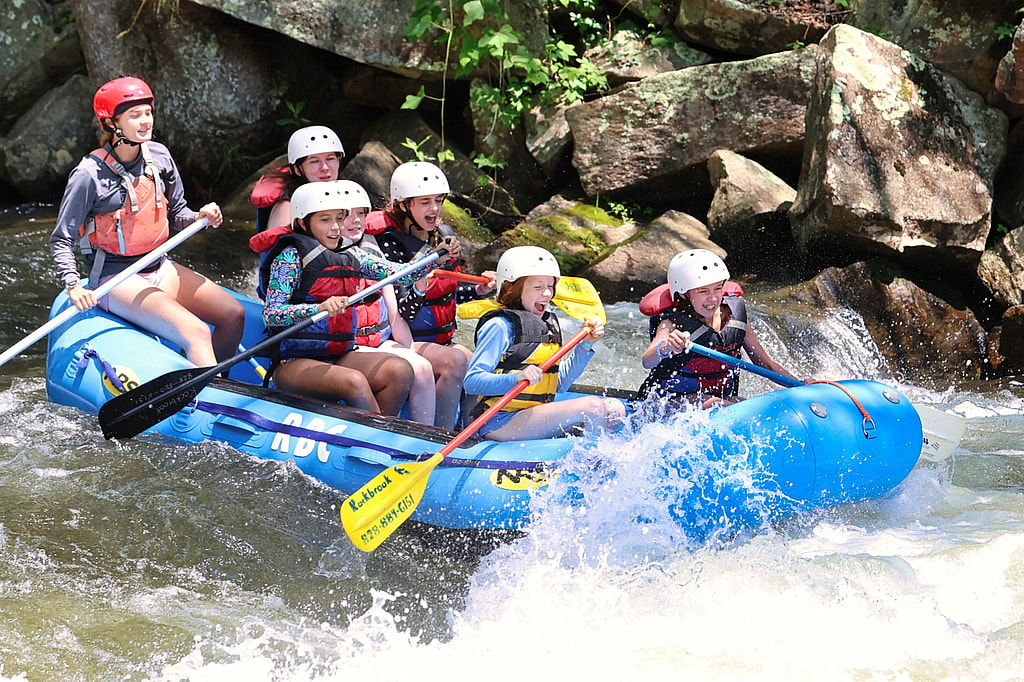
65 279 81 291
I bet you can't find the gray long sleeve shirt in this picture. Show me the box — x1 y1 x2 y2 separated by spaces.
49 141 198 289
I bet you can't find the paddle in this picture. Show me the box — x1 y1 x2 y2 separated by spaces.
0 217 209 370
341 325 596 552
98 249 447 440
685 341 966 462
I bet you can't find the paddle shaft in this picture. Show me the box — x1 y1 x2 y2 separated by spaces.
0 217 209 369
100 248 446 437
432 269 489 285
687 342 802 388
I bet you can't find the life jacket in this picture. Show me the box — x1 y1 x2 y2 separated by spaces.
364 210 398 236
376 220 460 344
250 168 292 234
78 144 168 260
474 308 563 412
637 294 748 401
259 231 389 359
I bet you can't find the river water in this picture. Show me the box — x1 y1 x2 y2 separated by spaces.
2 208 1024 681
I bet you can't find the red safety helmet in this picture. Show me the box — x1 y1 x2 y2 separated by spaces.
92 76 155 128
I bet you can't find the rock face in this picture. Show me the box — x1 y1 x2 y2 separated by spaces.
790 25 1006 269
3 0 1024 383
788 260 989 382
565 48 817 203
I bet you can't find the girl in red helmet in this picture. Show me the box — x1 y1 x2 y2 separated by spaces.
49 76 245 368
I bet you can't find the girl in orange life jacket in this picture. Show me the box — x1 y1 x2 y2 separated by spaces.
250 125 345 299
331 180 439 425
370 161 493 428
260 181 444 416
637 249 797 410
463 246 626 441
49 76 244 368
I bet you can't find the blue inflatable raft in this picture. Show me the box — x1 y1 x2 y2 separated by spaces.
44 288 924 535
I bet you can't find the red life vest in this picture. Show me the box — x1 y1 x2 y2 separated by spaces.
259 232 389 358
636 290 748 401
373 215 460 344
80 144 168 257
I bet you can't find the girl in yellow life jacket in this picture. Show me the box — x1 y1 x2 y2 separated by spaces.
49 76 244 368
463 246 626 441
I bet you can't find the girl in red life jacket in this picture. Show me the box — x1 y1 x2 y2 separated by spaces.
463 246 626 441
637 249 797 409
370 162 496 428
49 76 244 368
250 126 345 299
332 180 439 426
261 182 442 417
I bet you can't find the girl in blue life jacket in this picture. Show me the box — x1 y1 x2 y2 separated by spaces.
259 181 447 418
368 161 493 428
49 76 244 368
637 249 797 409
463 246 626 441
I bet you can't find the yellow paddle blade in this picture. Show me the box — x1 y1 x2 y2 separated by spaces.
340 453 443 552
554 277 605 323
457 298 502 319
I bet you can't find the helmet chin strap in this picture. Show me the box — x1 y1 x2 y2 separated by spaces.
111 128 141 148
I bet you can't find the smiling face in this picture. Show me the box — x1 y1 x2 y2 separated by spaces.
303 209 349 250
298 153 341 183
339 206 367 242
519 275 556 318
112 104 154 144
404 193 445 232
685 279 726 322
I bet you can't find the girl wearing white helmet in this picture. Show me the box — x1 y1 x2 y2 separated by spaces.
637 249 795 408
251 125 346 234
249 125 346 299
257 181 446 419
50 76 244 368
370 161 497 426
463 246 626 441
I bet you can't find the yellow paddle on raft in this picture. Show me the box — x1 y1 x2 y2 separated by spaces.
341 277 606 552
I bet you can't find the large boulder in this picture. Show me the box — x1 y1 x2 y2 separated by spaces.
190 0 551 79
68 0 296 192
0 75 95 201
786 260 989 382
790 25 1007 270
584 210 725 302
565 47 816 205
706 149 796 268
674 0 835 57
0 0 83 135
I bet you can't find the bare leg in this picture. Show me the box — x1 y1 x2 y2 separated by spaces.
484 395 626 442
272 357 381 411
167 263 245 362
357 343 436 424
413 341 470 430
105 263 244 366
335 351 416 417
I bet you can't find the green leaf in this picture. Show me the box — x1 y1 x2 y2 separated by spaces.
402 87 426 110
462 0 485 26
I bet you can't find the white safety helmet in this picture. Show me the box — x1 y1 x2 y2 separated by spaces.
290 181 348 226
390 161 450 202
287 125 345 164
495 246 561 292
668 249 730 298
334 179 372 211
